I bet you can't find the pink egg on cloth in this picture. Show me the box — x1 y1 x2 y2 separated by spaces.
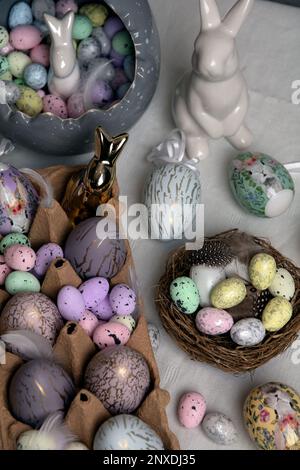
43 95 68 118
10 26 42 51
67 93 86 118
4 244 36 272
56 0 78 19
195 308 234 336
57 285 85 321
34 243 64 278
109 284 137 316
79 310 100 337
30 44 50 67
93 322 131 349
79 277 109 311
178 392 207 429
92 295 113 321
0 255 12 285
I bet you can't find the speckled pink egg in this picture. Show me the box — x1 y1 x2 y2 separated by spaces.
67 93 86 118
92 295 113 321
79 310 100 337
79 277 109 311
10 26 42 51
0 42 14 56
109 284 136 316
30 44 50 67
57 285 85 321
43 95 68 118
4 244 36 272
178 392 207 429
37 90 45 98
0 255 12 285
195 308 234 336
34 243 64 278
93 322 131 350
56 0 78 18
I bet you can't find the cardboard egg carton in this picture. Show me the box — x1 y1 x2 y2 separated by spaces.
0 165 179 450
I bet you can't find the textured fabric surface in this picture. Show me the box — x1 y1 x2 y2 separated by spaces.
1 0 300 450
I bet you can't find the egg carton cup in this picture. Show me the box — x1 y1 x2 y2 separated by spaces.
0 165 179 450
156 230 300 374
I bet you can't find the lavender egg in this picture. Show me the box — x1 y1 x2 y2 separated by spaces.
92 295 113 321
9 359 75 427
84 346 150 414
64 217 127 280
0 163 39 235
109 284 137 316
0 292 63 345
79 277 109 311
34 242 64 278
57 285 85 322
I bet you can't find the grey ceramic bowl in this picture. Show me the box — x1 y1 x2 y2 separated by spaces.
0 0 160 155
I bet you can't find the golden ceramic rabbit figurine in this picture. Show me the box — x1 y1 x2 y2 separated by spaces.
173 0 254 162
62 127 128 225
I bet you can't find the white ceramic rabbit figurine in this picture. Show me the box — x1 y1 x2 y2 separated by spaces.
173 0 254 162
44 12 80 100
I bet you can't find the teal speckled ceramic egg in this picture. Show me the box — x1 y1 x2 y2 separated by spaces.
170 276 200 314
229 153 295 218
72 15 93 40
0 233 30 254
0 56 9 75
112 31 134 56
5 271 41 295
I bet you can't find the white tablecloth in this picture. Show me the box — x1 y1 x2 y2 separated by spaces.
1 0 300 450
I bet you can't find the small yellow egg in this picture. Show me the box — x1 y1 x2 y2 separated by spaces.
16 86 43 117
80 4 109 27
249 253 276 290
210 277 247 309
262 297 293 332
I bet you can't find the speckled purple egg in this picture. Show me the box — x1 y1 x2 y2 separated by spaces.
34 242 64 278
84 346 150 414
0 255 11 285
67 93 86 118
9 359 75 427
93 322 131 350
0 163 39 235
92 295 113 321
90 80 113 107
4 244 36 272
57 285 85 322
103 17 124 39
79 277 109 311
64 217 127 280
0 292 63 345
109 284 136 316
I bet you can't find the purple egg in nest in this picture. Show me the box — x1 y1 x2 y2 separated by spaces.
84 346 151 414
9 359 75 427
90 80 113 107
64 217 127 280
0 292 63 345
0 163 39 235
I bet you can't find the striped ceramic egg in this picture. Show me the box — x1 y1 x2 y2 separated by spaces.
143 163 201 240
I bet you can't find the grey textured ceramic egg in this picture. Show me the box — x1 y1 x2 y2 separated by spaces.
77 37 102 65
202 413 237 445
230 318 266 347
147 322 160 353
144 163 201 240
93 414 164 450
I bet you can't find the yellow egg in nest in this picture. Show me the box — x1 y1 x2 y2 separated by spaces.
249 253 277 290
210 277 247 309
262 297 293 332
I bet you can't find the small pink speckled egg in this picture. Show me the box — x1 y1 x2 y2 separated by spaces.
34 243 64 278
4 244 36 272
57 285 85 321
79 310 101 337
196 308 234 336
43 95 68 118
92 321 131 349
67 93 86 119
30 44 50 67
37 90 45 98
56 0 78 18
10 26 42 51
92 295 113 321
178 392 207 429
0 255 12 285
109 284 137 316
79 277 109 311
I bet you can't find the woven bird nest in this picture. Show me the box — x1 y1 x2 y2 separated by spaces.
156 230 300 374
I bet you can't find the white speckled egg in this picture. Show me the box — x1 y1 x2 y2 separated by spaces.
77 37 101 64
210 278 247 309
110 315 136 333
170 277 200 314
190 265 225 307
262 297 293 332
202 413 237 445
93 414 164 450
249 253 277 290
147 322 160 353
196 308 233 335
268 268 295 301
230 318 265 346
178 392 206 428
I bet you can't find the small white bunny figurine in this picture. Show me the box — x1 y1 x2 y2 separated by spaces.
173 0 254 162
44 12 80 100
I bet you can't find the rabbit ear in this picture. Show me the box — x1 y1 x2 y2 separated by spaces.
222 0 254 37
62 11 75 34
200 0 221 31
44 14 62 36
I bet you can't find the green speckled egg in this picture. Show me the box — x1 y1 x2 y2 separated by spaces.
0 26 9 49
0 56 9 75
0 70 12 81
170 276 200 314
14 78 26 86
72 15 93 40
79 4 108 27
5 271 41 295
0 233 30 254
16 86 43 117
249 253 276 290
112 31 134 56
262 297 293 332
211 278 247 309
8 52 32 78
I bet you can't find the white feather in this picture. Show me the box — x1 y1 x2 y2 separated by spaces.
20 167 54 209
0 330 53 361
